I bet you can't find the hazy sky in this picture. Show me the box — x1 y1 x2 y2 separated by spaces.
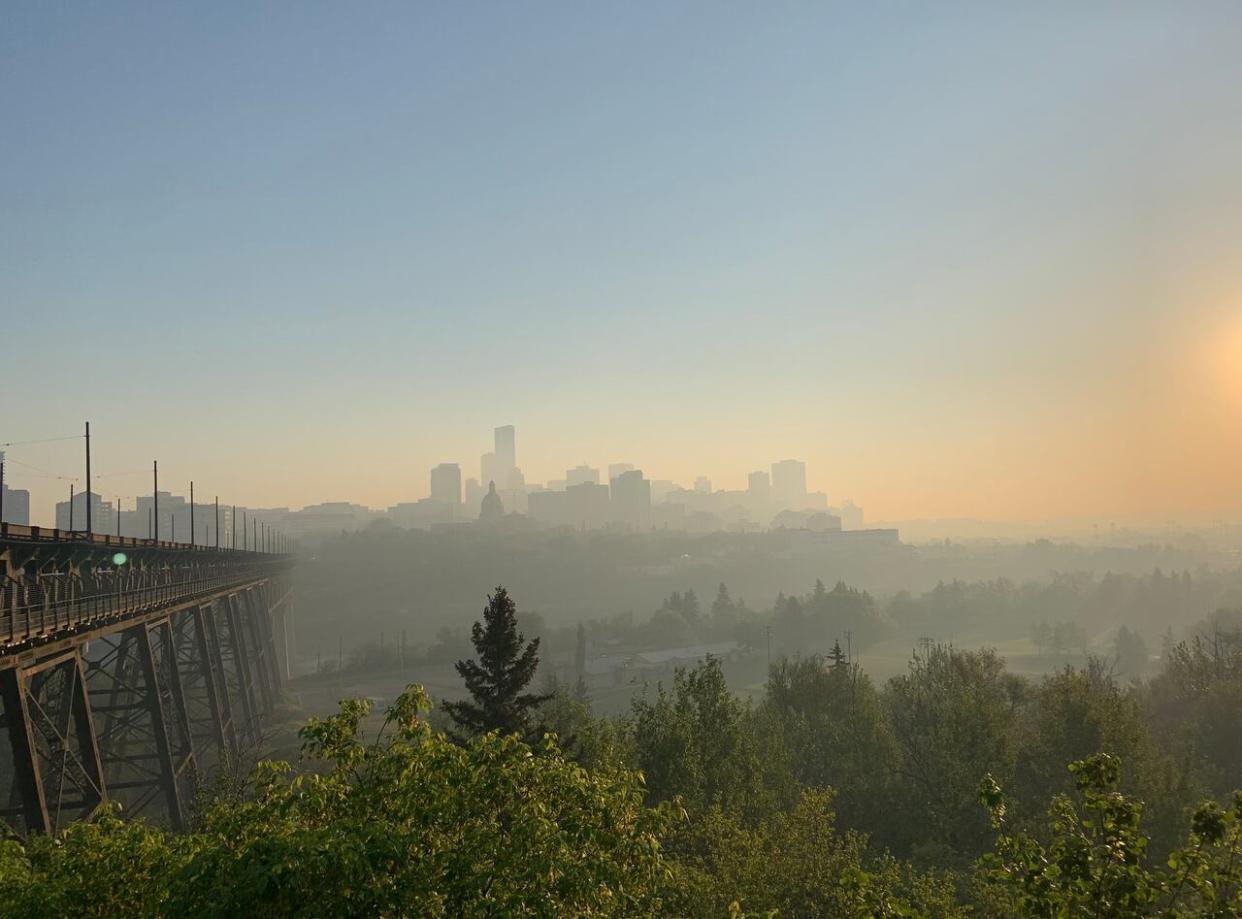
3 3 1241 526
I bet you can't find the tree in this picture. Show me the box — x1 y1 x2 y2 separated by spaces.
0 687 674 918
979 753 1242 917
1030 620 1053 654
763 654 896 837
574 621 589 700
1149 611 1242 795
664 790 965 919
631 657 774 821
1113 624 1149 678
712 583 738 634
1012 662 1187 849
883 644 1024 859
443 586 550 740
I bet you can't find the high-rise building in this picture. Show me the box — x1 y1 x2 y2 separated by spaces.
610 469 651 528
566 464 600 486
747 470 770 501
839 499 864 530
430 463 462 506
480 452 499 488
1 482 31 526
566 481 610 529
494 425 516 483
694 476 712 494
55 492 115 533
464 478 484 516
771 459 807 510
607 462 635 482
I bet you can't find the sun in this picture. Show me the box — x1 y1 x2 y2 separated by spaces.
1217 309 1242 406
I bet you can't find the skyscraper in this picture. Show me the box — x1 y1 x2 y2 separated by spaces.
494 425 515 482
607 462 635 482
481 452 499 488
430 463 462 506
1 483 30 525
747 470 771 501
566 464 600 486
610 469 651 528
771 459 808 510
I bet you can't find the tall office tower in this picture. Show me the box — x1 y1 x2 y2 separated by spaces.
607 462 635 482
1 483 31 525
464 478 484 516
481 451 499 488
56 492 115 533
747 470 771 501
771 459 808 510
839 499 864 530
494 425 516 482
566 464 600 486
430 463 462 506
610 469 651 528
694 476 712 494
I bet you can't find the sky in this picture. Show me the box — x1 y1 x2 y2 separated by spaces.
3 2 1241 527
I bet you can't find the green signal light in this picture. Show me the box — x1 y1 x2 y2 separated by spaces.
112 552 128 566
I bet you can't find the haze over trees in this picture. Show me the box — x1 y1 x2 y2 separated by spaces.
8 585 1242 916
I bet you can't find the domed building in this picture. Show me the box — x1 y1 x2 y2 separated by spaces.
479 480 505 522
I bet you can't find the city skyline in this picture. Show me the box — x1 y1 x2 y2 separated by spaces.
4 5 1242 528
2 422 850 531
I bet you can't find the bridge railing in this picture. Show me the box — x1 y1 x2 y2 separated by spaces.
1 521 265 553
1 560 291 650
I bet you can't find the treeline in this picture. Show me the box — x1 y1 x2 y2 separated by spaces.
5 590 1242 916
294 522 1231 658
311 567 1242 683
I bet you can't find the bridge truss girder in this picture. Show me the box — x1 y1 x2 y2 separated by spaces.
0 581 289 838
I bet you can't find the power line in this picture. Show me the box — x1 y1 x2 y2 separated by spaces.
0 434 82 448
1 457 80 481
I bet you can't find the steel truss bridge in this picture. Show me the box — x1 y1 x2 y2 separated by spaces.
0 523 295 838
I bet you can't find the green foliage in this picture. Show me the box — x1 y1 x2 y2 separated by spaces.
442 585 551 740
1148 611 1242 796
884 643 1024 860
631 657 776 823
664 789 965 918
0 811 174 919
763 654 896 834
1114 625 1150 678
979 753 1242 917
1013 662 1189 848
0 686 673 918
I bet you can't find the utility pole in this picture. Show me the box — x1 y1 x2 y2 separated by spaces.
153 461 159 541
189 481 195 547
214 497 219 549
84 421 92 534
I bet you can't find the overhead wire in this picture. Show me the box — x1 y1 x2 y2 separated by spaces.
0 434 82 448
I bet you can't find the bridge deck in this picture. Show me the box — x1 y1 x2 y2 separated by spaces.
1 522 292 655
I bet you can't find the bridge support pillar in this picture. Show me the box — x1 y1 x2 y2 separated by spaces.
0 666 50 835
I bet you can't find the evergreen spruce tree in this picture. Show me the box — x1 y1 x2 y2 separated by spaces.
573 622 589 702
828 639 849 670
444 586 551 740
